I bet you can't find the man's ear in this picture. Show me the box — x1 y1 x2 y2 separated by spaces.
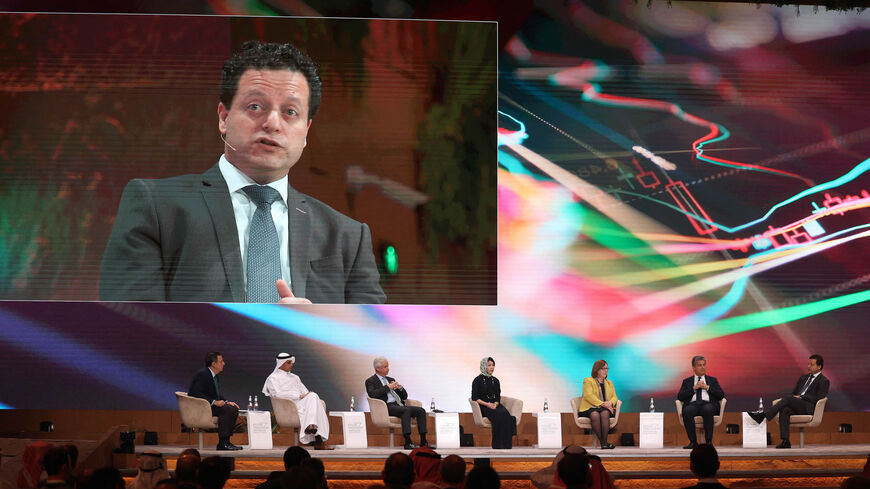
218 102 229 134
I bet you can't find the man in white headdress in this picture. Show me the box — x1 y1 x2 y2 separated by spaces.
263 353 332 449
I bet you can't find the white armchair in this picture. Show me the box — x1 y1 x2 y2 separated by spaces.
771 397 827 447
272 396 328 445
175 391 218 449
570 397 622 448
367 397 423 447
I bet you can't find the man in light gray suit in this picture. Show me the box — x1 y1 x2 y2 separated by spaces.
100 40 385 304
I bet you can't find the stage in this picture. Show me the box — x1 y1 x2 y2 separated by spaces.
2 409 868 488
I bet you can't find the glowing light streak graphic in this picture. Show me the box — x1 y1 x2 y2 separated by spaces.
626 222 870 350
627 227 870 316
215 304 403 354
0 402 11 409
665 179 719 235
497 110 529 147
504 143 677 239
632 145 676 170
508 75 637 150
0 309 179 402
578 82 815 186
680 289 870 346
499 111 870 354
605 157 870 235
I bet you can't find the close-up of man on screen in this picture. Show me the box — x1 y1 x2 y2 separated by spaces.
99 40 386 304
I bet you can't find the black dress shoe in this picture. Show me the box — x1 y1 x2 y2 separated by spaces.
748 411 766 424
683 442 697 449
313 435 334 450
403 442 418 450
602 443 616 449
216 442 242 451
776 440 791 449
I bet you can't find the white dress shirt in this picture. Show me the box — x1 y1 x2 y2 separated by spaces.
218 155 291 288
695 375 710 402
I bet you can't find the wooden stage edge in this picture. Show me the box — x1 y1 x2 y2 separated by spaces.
133 443 870 460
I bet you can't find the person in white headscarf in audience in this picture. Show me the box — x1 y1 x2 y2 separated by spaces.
263 353 332 450
127 450 171 489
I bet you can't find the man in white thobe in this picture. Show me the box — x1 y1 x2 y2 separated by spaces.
263 353 331 449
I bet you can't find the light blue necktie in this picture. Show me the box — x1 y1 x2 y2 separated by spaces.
382 376 403 406
243 185 282 303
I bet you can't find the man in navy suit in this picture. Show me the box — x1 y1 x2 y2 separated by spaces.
188 352 241 450
364 356 428 449
749 354 830 448
677 355 725 449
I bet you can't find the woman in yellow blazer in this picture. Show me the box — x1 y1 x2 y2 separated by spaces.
577 359 618 449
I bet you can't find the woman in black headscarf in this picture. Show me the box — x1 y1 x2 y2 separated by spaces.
471 357 516 449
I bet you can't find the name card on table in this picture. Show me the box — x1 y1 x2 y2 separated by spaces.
432 412 460 449
534 412 563 448
330 411 368 448
246 410 273 449
742 412 767 448
639 412 664 448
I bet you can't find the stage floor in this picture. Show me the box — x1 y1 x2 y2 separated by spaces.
138 443 870 459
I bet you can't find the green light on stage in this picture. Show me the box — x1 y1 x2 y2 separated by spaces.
384 245 398 275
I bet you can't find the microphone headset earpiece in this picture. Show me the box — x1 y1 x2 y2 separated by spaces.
220 132 237 152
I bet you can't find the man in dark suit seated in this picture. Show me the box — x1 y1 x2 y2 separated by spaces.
99 40 385 304
748 353 830 448
188 352 241 450
677 355 725 449
365 356 428 449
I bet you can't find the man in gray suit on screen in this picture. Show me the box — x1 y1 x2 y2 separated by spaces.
100 40 385 304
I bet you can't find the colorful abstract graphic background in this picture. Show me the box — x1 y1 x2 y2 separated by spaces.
1 3 869 414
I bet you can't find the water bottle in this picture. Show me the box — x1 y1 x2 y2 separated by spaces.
758 397 764 410
543 398 549 413
649 397 655 413
253 395 259 411
350 396 355 412
430 398 436 411
247 395 253 411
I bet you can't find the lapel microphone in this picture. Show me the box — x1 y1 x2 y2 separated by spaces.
220 132 237 152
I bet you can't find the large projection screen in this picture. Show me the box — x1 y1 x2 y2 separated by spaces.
1 4 869 415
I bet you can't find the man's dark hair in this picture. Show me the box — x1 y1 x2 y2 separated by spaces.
43 447 70 476
205 352 222 368
556 452 589 487
175 454 200 483
810 354 824 369
689 444 720 479
179 448 201 460
465 466 500 489
301 458 325 480
198 456 231 489
85 467 125 489
220 40 322 121
283 446 311 470
382 452 414 488
280 465 319 489
692 355 706 367
440 454 466 486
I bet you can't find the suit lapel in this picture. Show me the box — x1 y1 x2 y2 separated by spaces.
201 165 245 301
287 185 311 299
